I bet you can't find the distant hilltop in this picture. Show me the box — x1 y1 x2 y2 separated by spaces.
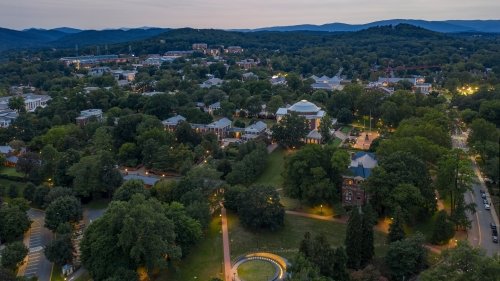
0 19 500 52
236 19 500 33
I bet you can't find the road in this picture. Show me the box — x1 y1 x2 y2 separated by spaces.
453 129 499 256
17 209 53 281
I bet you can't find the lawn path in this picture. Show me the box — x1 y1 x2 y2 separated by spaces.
221 207 232 281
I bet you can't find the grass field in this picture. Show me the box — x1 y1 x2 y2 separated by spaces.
155 217 223 281
50 265 64 281
0 167 24 177
228 212 388 261
254 148 286 188
237 260 276 281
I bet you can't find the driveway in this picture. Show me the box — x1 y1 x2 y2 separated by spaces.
17 209 53 281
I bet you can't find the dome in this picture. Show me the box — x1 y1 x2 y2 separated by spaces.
288 100 320 113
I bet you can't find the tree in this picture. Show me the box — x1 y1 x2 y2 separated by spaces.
143 94 178 120
113 180 150 201
345 208 363 269
23 182 36 202
226 144 268 185
237 185 285 231
44 234 74 266
360 204 375 265
318 114 333 144
271 112 309 148
118 142 140 167
467 118 498 160
0 205 31 243
81 195 181 280
430 210 455 245
420 241 500 281
385 233 427 281
67 155 100 197
16 152 41 179
45 196 83 231
40 144 60 180
0 241 28 271
267 95 284 114
337 107 354 124
8 96 25 112
387 207 405 243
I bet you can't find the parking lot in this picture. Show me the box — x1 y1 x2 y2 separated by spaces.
18 209 53 281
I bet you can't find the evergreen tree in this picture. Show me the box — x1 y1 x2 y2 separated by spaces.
332 247 349 281
345 208 363 269
360 205 375 265
299 232 313 259
388 207 406 243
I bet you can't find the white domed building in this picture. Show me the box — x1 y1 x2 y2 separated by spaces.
276 100 327 144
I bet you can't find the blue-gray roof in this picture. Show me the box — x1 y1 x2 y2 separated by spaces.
349 152 377 179
0 145 13 154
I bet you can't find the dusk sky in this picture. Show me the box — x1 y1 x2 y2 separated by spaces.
1 0 499 30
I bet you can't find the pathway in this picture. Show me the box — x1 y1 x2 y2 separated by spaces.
221 207 232 281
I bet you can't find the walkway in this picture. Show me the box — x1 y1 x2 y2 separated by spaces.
221 207 232 281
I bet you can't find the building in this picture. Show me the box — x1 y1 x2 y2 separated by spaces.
165 51 194 57
242 72 258 80
59 55 127 69
225 46 244 54
88 67 111 77
270 76 287 86
236 59 259 70
373 76 432 94
200 78 224 88
76 109 103 126
242 121 267 140
205 118 232 139
192 43 208 51
0 94 51 113
162 115 186 131
276 100 328 144
111 69 137 82
341 152 378 206
310 75 344 91
0 109 19 128
207 102 221 115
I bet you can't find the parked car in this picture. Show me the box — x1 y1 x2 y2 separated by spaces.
480 189 485 194
481 193 487 199
493 229 498 244
483 199 488 204
491 222 497 230
485 203 491 210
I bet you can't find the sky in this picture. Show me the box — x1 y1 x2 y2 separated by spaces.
1 0 499 30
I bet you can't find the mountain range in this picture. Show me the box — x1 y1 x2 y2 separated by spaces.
0 19 499 52
244 19 500 33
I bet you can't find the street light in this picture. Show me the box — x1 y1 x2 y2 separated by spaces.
320 204 323 215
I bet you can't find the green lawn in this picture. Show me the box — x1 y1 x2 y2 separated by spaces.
228 212 388 261
0 167 24 177
254 148 286 188
155 217 223 281
340 126 351 134
237 260 275 281
331 138 342 147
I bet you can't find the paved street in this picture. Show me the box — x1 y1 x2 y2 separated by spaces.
17 209 53 281
453 129 499 256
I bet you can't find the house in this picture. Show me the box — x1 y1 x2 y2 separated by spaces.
111 69 137 82
374 77 432 94
59 55 126 69
200 78 223 88
242 121 267 140
225 46 244 54
207 102 221 114
242 72 258 80
76 109 103 126
0 109 19 128
162 115 186 131
192 43 208 51
236 59 259 70
205 118 232 139
341 152 378 206
0 145 20 167
310 75 344 91
270 76 287 86
88 67 111 77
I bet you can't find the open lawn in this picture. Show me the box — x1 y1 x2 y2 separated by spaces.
155 217 223 281
50 265 64 281
228 212 388 261
254 148 286 188
237 260 275 281
0 167 24 177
